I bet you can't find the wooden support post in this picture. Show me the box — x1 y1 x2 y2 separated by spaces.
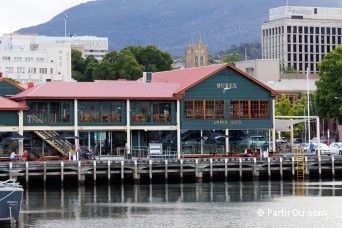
149 160 152 183
61 161 64 186
9 162 12 179
107 160 111 183
210 158 213 179
180 159 183 180
332 156 335 178
195 159 202 183
134 160 140 184
253 157 259 180
224 158 228 180
78 161 85 185
93 160 97 183
267 157 271 180
43 162 47 185
25 162 29 185
291 157 295 178
121 160 124 184
305 156 309 175
318 156 322 178
239 158 242 180
165 160 168 182
280 157 283 180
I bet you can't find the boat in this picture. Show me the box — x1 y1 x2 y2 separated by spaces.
0 179 23 224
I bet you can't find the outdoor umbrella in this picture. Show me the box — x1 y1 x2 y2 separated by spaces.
2 133 32 141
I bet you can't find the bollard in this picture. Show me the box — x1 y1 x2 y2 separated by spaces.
280 157 283 180
108 160 111 183
165 160 168 181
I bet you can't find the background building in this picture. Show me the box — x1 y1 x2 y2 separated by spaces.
184 39 208 68
262 6 342 74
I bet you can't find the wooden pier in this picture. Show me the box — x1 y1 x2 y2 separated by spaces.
0 156 341 185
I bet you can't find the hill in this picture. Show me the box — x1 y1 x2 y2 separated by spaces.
17 0 342 55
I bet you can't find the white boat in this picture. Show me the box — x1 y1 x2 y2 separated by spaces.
0 179 23 224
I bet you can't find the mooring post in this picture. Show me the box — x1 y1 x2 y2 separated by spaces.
224 158 228 180
25 162 29 185
195 159 202 183
305 156 309 175
291 157 295 178
239 158 242 180
210 158 213 179
121 160 124 184
180 159 183 180
149 160 153 183
253 157 259 180
267 157 271 180
61 161 64 186
165 160 168 182
107 160 111 183
78 161 85 185
9 162 12 179
332 156 335 178
43 162 47 185
279 157 283 180
93 160 97 183
134 160 140 184
318 156 322 178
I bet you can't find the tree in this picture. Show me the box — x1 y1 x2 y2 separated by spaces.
92 59 116 80
275 93 292 116
315 46 342 123
113 50 144 80
71 50 85 80
125 45 173 72
220 53 244 65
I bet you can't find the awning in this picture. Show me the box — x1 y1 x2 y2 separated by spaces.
275 119 306 131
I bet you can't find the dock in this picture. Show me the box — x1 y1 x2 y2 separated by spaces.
0 156 341 185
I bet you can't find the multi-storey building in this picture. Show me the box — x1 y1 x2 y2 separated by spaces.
0 34 72 84
184 40 208 68
262 6 342 74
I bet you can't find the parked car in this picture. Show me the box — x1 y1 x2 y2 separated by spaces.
314 143 331 156
329 142 342 155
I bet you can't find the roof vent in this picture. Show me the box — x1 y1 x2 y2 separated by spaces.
143 72 152 83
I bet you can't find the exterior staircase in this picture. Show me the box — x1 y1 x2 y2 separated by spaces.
27 115 71 155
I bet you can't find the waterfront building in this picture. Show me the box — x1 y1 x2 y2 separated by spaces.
184 39 208 68
262 6 342 74
0 64 278 157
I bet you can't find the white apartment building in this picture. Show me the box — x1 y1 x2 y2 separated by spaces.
262 6 342 74
0 34 72 84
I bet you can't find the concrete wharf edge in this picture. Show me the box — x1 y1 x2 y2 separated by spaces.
0 156 341 185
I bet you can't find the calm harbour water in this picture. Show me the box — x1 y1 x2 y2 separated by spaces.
11 180 342 228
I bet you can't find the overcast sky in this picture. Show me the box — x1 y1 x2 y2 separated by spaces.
0 0 93 36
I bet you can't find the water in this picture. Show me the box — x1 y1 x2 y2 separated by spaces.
11 181 342 227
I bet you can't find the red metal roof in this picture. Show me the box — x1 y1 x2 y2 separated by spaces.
150 63 278 96
0 96 28 110
10 81 182 100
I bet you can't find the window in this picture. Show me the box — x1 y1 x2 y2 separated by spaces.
230 100 269 119
184 100 225 120
2 56 10 61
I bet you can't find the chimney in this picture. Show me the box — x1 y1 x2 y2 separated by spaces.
143 72 152 83
27 82 34 88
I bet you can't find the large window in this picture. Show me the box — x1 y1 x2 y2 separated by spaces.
184 100 225 120
152 102 171 122
26 101 71 123
79 101 123 123
230 100 269 119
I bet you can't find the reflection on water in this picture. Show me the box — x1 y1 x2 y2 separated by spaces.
13 181 342 227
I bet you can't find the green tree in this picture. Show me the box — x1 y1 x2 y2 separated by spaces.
125 45 173 72
71 50 85 80
103 50 118 64
220 53 244 65
92 59 116 80
315 46 342 122
275 93 292 116
114 50 144 80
